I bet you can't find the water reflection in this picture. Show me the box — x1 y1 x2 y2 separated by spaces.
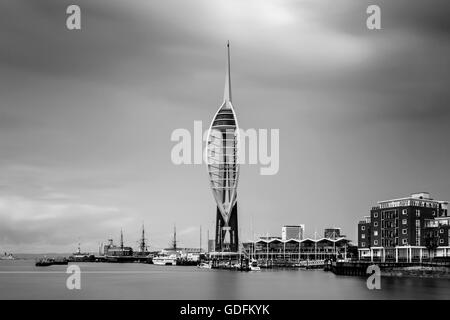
0 261 448 299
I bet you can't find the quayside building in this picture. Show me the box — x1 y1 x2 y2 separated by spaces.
357 192 450 262
243 237 353 262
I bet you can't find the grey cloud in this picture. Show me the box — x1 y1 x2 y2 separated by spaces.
0 196 129 248
298 0 450 37
1 0 450 249
0 0 147 77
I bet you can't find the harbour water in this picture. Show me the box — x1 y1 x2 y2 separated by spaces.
0 260 449 299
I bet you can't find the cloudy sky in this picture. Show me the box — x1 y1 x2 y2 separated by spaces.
1 0 450 253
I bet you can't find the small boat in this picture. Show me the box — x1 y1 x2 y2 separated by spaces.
35 257 54 267
249 259 261 271
198 262 212 269
293 259 325 269
152 253 177 266
0 253 15 260
232 262 241 269
52 257 69 265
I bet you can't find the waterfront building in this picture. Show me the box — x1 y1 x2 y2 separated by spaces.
207 239 215 253
357 216 371 249
243 237 353 261
259 236 282 241
324 228 342 239
424 216 450 257
357 192 450 261
206 42 240 252
103 240 133 257
282 225 305 240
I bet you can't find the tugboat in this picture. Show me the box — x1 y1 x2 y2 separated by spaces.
69 242 93 262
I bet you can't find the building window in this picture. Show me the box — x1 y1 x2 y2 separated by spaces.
402 219 407 225
440 229 444 234
362 234 365 239
374 240 378 246
440 239 444 244
402 209 407 215
374 222 378 227
415 219 421 246
402 239 407 245
374 212 378 218
361 226 365 231
402 229 407 235
432 211 436 216
361 242 365 247
374 231 378 236
416 209 420 217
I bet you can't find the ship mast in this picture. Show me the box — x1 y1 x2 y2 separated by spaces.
120 229 124 251
139 223 148 253
172 224 177 251
199 225 202 252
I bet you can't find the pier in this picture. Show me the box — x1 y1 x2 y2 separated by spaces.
207 251 328 270
331 260 450 276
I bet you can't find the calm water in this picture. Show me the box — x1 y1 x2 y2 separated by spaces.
0 260 449 299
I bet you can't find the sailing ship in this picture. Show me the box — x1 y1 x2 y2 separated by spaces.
104 230 135 263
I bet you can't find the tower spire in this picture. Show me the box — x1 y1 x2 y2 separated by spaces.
223 41 232 103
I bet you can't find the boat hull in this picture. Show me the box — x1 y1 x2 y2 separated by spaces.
152 258 177 266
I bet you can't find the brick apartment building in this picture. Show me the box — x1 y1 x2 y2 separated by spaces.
357 192 449 262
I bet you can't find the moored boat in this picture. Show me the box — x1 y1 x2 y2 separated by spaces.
35 257 54 267
152 254 177 266
52 257 69 265
0 252 15 260
198 261 212 269
35 256 68 266
250 259 261 271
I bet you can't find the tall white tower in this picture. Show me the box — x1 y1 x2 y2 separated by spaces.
206 41 240 252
